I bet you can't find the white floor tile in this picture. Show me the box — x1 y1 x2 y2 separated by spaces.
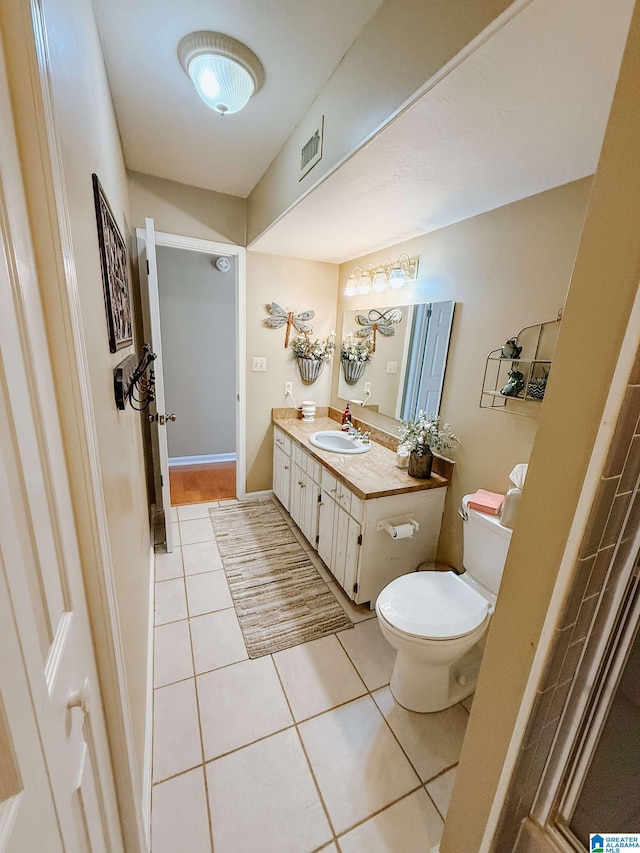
273 634 366 721
178 502 218 521
218 498 239 506
197 656 292 760
182 541 224 575
171 521 181 545
155 547 184 581
152 679 201 782
190 609 248 673
179 517 215 545
151 767 211 853
186 571 232 617
154 620 193 688
337 618 396 690
155 578 188 626
426 767 458 819
372 687 469 782
339 789 443 853
327 582 376 624
170 507 178 522
206 728 332 853
299 695 420 835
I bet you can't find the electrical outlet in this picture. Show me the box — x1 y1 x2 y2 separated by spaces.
252 357 267 372
284 381 293 396
386 361 398 374
363 381 371 394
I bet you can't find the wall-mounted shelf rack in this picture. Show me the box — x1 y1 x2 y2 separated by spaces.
480 313 561 415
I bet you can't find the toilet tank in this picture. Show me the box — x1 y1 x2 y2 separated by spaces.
462 494 513 595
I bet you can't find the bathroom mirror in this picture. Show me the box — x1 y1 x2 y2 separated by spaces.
337 301 455 420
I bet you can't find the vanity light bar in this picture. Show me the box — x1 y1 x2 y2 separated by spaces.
343 254 419 297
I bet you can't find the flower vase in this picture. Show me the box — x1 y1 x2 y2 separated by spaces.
342 359 366 385
297 357 324 384
408 448 433 479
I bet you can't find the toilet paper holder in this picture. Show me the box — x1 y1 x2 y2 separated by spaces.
376 516 420 539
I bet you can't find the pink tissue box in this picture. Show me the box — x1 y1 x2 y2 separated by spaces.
468 489 504 516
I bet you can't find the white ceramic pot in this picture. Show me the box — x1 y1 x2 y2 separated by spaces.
301 401 317 421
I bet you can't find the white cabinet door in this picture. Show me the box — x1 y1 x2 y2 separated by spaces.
273 443 291 511
343 515 362 599
318 490 361 597
290 463 306 530
290 465 320 547
301 477 320 548
318 491 336 569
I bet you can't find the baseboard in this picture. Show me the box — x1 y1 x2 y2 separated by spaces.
244 489 273 500
168 453 236 466
141 546 155 851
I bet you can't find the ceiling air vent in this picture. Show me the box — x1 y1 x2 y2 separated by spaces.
299 116 324 181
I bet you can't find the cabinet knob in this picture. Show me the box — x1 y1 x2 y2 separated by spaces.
284 465 289 470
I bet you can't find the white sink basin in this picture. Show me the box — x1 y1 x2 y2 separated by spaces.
308 430 371 455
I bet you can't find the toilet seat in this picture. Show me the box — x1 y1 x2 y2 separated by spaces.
376 571 490 640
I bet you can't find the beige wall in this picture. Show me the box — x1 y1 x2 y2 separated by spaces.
35 0 150 777
443 3 640 848
246 252 339 492
129 170 246 245
247 0 513 244
333 178 592 567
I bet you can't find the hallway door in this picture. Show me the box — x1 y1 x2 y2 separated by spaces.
0 37 123 852
138 217 174 550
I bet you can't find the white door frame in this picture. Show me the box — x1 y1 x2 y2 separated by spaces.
145 229 247 502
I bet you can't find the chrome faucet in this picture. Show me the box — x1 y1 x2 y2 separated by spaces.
342 422 359 437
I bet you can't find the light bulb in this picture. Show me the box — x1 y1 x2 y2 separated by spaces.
372 268 388 293
389 265 406 289
357 272 372 295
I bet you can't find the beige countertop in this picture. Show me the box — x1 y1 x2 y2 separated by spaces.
272 414 449 500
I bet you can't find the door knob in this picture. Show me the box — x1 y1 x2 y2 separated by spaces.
148 413 177 425
67 678 91 715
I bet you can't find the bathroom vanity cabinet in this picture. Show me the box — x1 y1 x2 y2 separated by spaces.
272 422 448 607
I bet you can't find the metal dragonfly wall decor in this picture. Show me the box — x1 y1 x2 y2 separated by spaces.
264 302 315 347
354 307 403 352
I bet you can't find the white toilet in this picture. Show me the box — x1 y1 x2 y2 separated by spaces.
375 494 512 713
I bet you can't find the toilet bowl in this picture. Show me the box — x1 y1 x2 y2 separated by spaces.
375 494 512 713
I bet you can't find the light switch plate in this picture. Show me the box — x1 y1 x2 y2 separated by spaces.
284 381 293 396
386 361 398 374
252 357 267 372
363 381 371 394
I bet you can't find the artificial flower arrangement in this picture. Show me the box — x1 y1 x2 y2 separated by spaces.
340 334 374 363
397 411 460 478
290 332 336 361
398 411 460 456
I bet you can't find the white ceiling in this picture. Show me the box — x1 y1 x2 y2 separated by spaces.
93 0 384 198
250 0 634 263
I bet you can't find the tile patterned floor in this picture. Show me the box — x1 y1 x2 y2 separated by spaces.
152 500 471 853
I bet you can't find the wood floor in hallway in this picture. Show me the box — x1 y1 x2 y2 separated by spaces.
169 462 236 505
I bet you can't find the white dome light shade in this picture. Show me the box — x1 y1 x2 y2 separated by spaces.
189 55 254 114
178 32 264 116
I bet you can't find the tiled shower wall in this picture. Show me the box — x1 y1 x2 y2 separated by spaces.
493 351 640 851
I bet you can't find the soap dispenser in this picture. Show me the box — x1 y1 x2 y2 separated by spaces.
341 404 352 429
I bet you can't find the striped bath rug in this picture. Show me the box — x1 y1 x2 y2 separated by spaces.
209 500 352 657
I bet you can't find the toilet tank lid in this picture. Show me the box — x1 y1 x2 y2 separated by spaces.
463 494 512 539
376 571 490 639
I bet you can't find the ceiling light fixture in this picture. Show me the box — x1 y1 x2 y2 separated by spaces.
343 254 419 297
178 31 265 115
